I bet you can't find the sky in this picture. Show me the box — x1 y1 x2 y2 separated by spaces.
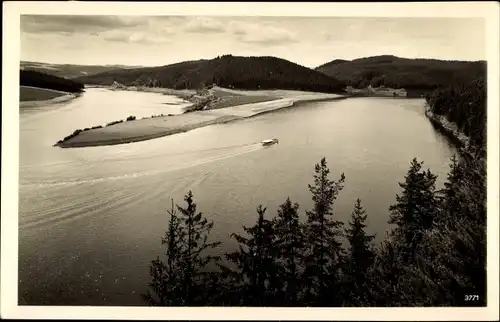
20 15 486 68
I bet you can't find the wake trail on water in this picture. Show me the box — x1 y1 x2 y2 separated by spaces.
94 141 263 163
19 142 264 189
20 168 220 230
20 99 82 123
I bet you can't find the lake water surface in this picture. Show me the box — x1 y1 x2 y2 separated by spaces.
19 88 456 305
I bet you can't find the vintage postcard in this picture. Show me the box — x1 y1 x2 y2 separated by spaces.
2 1 499 320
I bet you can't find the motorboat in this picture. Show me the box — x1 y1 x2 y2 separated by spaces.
261 138 279 146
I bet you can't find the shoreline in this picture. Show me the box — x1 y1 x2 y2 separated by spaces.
56 115 244 148
424 104 469 149
20 86 82 108
20 94 80 108
87 84 196 100
55 91 347 148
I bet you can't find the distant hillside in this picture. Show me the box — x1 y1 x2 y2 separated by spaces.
20 69 84 93
20 61 142 79
74 55 346 94
315 55 486 96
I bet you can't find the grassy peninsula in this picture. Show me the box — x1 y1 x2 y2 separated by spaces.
55 86 345 148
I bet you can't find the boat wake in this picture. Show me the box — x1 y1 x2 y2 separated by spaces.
19 142 264 189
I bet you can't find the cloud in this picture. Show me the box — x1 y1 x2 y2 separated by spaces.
98 29 170 44
184 17 226 33
20 15 147 35
99 29 130 42
20 15 177 45
149 16 188 24
19 15 297 47
229 21 297 45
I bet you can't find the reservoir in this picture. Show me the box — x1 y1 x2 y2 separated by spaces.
19 88 456 305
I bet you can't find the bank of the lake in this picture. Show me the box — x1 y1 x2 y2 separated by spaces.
88 83 197 100
55 86 346 148
20 86 81 107
424 104 470 148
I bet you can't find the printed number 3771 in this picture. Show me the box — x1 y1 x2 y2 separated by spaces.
465 295 479 301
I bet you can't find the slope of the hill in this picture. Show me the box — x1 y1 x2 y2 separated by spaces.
20 61 142 79
316 55 486 96
20 70 85 94
74 55 346 93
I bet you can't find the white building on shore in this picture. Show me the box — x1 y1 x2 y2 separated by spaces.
345 85 407 97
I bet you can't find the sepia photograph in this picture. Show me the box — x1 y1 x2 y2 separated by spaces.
2 1 499 320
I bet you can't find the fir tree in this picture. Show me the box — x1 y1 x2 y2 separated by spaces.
388 158 438 263
142 199 184 305
405 147 486 306
302 157 346 306
177 191 221 304
343 199 375 305
143 191 221 306
224 205 281 306
367 232 409 306
273 197 306 305
435 154 464 227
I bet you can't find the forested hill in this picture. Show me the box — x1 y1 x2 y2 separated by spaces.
315 55 486 96
74 55 346 93
20 70 85 93
21 61 141 79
